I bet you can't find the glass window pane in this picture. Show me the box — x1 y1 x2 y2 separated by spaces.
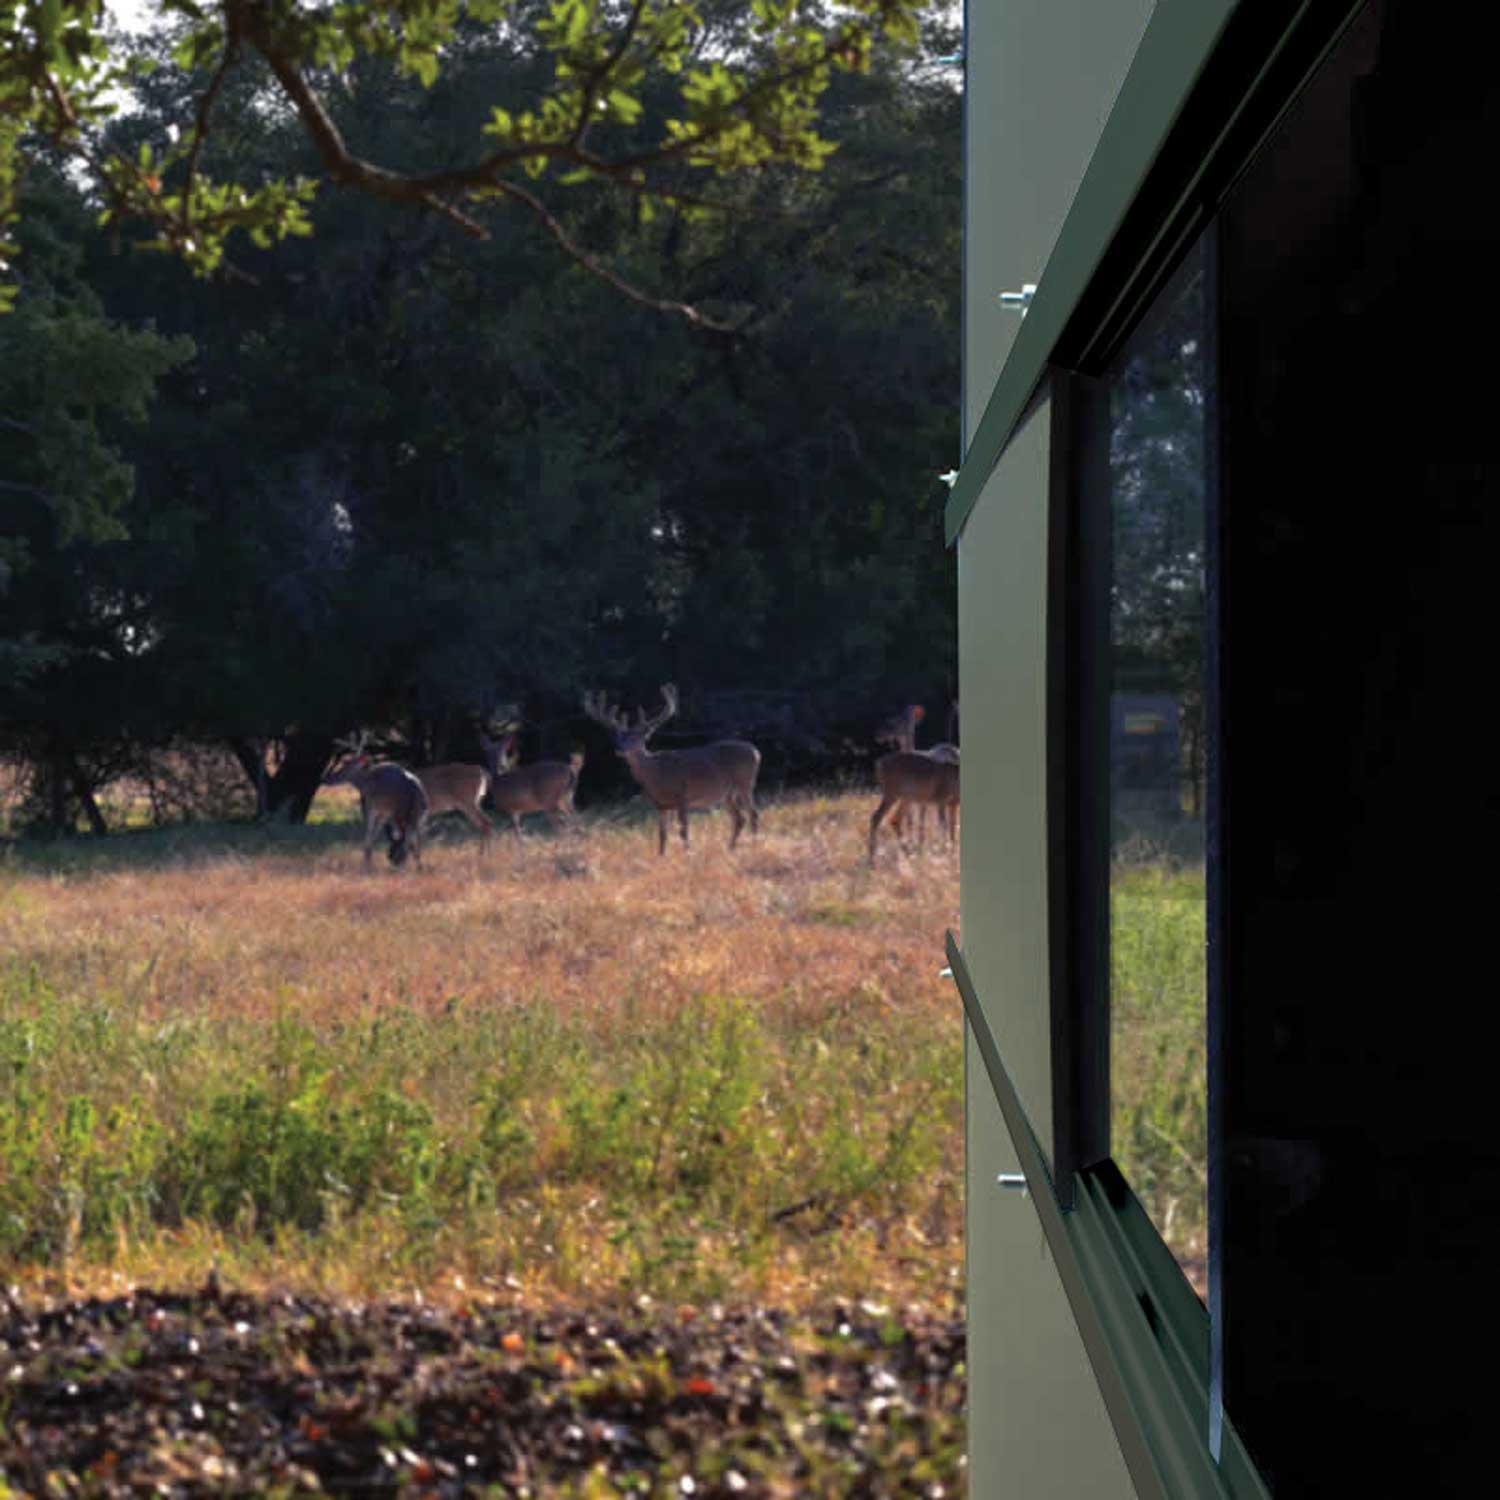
1104 243 1210 1295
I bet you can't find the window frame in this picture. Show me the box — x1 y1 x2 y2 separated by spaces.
949 1 1376 1492
1049 211 1226 1425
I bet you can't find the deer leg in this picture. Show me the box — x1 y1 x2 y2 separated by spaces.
460 805 493 852
678 806 690 847
362 804 380 869
728 800 746 848
658 809 669 856
869 796 899 867
510 812 524 844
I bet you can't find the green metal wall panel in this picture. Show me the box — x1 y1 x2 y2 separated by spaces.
965 1024 1136 1499
962 0 1155 447
960 396 1135 1500
953 0 1237 543
957 396 1053 1153
963 0 1156 448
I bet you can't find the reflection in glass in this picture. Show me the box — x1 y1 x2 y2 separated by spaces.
1105 246 1210 1296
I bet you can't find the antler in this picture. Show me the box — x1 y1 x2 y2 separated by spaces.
333 729 369 760
582 689 630 734
635 683 678 739
585 684 678 742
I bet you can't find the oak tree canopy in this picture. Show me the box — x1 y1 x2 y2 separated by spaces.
1 0 927 318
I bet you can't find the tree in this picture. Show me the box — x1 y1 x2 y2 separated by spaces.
0 164 193 831
3 12 959 828
2 0 927 320
1108 255 1209 816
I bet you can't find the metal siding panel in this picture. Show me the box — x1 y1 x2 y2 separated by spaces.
954 0 1236 543
960 396 1137 1499
959 397 1053 1152
965 1026 1137 1499
962 0 1157 445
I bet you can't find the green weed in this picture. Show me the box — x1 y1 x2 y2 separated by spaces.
0 973 963 1304
1111 859 1208 1266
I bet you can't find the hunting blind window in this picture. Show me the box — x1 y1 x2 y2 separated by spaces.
1088 238 1213 1299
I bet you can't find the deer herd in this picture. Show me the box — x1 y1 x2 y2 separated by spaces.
320 687 958 870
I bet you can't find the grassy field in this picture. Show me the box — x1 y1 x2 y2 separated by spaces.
0 790 1206 1312
1111 859 1208 1283
0 792 967 1317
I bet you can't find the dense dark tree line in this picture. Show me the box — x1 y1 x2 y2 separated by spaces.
0 16 960 831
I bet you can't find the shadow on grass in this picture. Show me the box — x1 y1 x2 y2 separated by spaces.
0 784 866 877
0 818 360 876
0 798 653 876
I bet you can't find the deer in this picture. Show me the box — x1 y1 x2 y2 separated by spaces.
321 734 429 869
869 743 959 867
876 704 961 845
477 730 585 842
412 758 497 853
583 683 761 855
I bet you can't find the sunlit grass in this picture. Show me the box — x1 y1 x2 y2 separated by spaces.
1 790 1207 1311
0 791 964 1313
1111 858 1207 1286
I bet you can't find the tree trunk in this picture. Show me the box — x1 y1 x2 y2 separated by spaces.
67 756 109 836
42 744 108 836
227 736 273 819
255 741 269 821
48 752 69 833
264 732 337 825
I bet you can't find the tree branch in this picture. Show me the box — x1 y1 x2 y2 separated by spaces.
232 0 869 211
179 17 244 234
45 0 909 331
232 5 489 236
570 0 650 150
487 176 743 336
0 478 58 501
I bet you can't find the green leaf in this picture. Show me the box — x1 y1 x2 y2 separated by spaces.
37 0 63 51
606 90 641 125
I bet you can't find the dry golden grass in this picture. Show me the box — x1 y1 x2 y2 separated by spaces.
0 792 960 1038
0 790 964 1313
3 790 956 1027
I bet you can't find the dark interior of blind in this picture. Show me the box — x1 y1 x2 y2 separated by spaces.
1216 3 1500 1492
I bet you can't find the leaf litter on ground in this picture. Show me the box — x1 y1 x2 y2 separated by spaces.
0 1280 965 1498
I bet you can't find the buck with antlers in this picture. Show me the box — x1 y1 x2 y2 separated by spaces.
322 735 430 869
477 730 585 842
583 683 761 855
875 703 961 847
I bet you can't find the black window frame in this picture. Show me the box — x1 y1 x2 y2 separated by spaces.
1047 216 1226 1430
